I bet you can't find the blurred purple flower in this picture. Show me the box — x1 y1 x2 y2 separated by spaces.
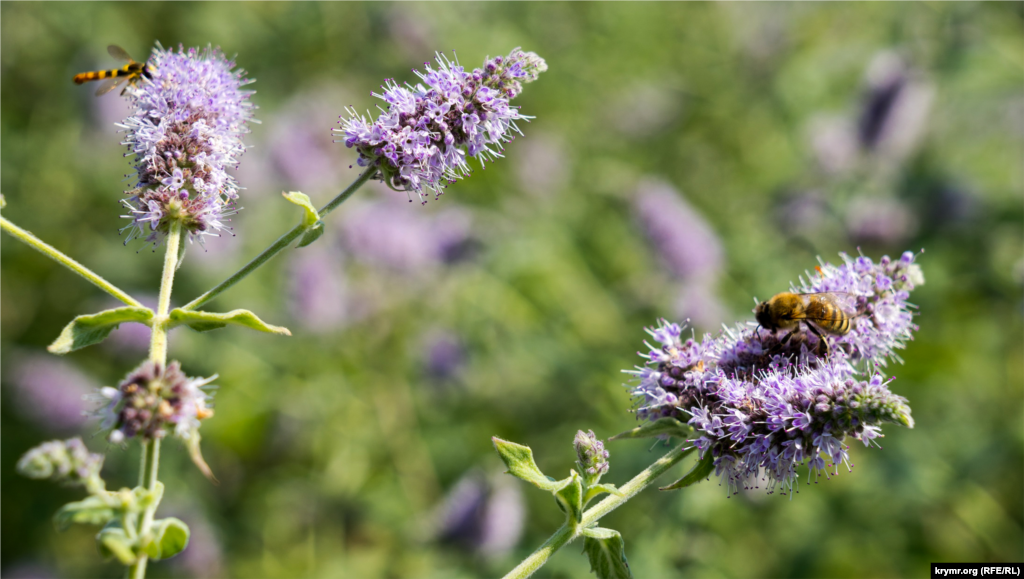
634 178 723 281
287 245 349 333
674 280 727 331
435 470 525 558
626 252 923 496
859 52 934 158
339 195 472 271
845 196 919 246
120 43 255 246
270 87 350 194
386 5 437 60
422 329 465 380
8 354 96 432
807 115 858 175
774 189 830 236
336 48 546 203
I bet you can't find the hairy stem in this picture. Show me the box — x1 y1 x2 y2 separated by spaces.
181 168 375 311
129 221 181 579
502 443 695 579
0 215 143 307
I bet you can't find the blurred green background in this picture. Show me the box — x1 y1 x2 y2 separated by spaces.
2 3 1022 578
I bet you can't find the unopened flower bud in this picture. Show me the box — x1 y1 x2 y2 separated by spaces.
17 438 104 492
574 429 610 485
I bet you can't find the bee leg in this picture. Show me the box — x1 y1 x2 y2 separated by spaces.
765 330 795 357
804 324 830 357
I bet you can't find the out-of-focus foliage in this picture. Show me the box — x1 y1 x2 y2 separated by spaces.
2 3 1021 578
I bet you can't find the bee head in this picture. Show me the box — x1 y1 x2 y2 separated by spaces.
753 300 774 331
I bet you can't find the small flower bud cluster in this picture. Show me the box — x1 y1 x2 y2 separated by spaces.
336 47 546 203
574 429 610 483
625 252 922 496
17 438 104 490
97 360 215 443
119 43 255 245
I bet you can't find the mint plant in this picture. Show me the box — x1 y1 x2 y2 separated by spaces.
5 43 545 578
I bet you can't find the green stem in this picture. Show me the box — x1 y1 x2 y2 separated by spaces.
502 443 695 579
0 215 143 307
181 168 375 312
129 221 180 579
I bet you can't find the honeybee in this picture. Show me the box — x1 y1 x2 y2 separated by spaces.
754 292 853 355
73 45 152 96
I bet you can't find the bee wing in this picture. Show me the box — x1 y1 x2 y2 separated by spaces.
798 291 855 313
95 75 128 96
107 45 135 62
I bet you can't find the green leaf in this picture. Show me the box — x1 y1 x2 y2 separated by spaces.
282 191 321 227
492 437 565 492
54 495 117 531
133 481 164 510
553 470 584 524
169 308 291 336
584 482 624 506
297 220 325 248
97 524 137 565
609 417 692 441
48 307 153 354
581 527 633 579
144 517 190 560
660 451 714 491
284 191 326 248
175 236 188 270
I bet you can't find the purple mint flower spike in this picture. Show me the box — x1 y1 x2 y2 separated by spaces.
625 252 922 497
119 43 255 246
336 48 546 204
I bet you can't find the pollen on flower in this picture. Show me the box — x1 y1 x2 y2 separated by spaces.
335 47 546 204
118 43 255 246
624 252 922 496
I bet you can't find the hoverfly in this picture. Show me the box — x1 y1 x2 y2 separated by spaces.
73 45 152 96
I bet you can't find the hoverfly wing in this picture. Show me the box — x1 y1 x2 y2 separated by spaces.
107 45 135 62
95 75 128 96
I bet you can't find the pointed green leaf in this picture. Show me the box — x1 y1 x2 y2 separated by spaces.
175 237 188 270
582 527 633 579
584 483 624 506
609 417 691 441
97 524 137 565
54 495 117 531
283 191 320 226
553 470 584 524
48 307 153 354
492 437 565 492
284 191 326 248
297 220 325 248
661 451 715 491
143 517 190 560
169 308 291 336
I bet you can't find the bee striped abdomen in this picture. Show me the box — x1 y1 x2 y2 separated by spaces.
806 295 851 335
